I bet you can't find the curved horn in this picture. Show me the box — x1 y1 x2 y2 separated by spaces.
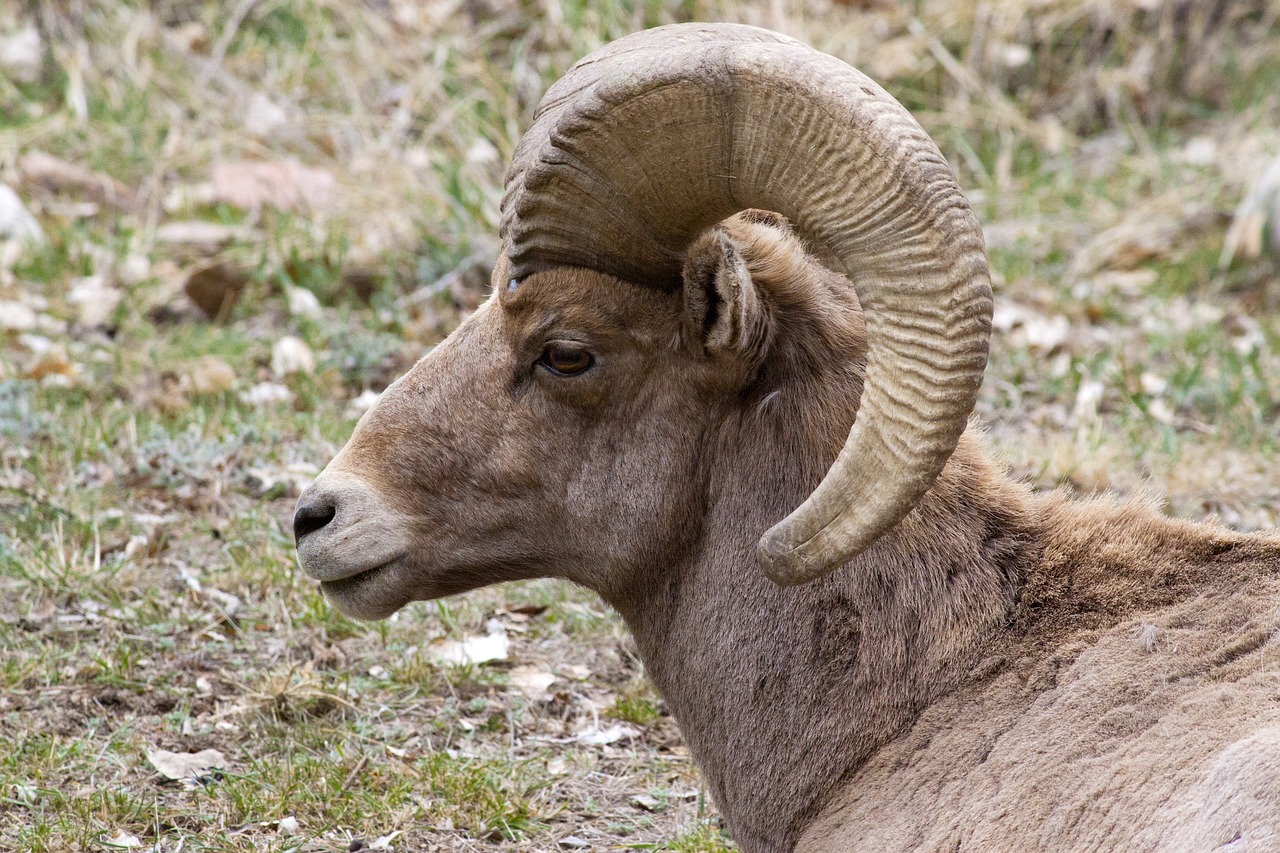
501 23 992 586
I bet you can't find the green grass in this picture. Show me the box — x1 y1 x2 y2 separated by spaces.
2 0 1279 850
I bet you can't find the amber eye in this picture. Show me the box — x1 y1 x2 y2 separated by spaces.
538 341 594 376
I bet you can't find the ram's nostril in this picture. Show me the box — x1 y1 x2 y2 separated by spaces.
293 500 337 543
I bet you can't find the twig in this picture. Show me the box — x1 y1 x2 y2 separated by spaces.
197 0 264 88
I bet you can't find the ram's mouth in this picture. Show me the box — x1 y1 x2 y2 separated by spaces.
318 560 392 596
312 554 416 621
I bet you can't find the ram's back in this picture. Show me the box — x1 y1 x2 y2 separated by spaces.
802 497 1280 853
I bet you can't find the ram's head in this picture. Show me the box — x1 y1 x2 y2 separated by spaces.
294 23 993 618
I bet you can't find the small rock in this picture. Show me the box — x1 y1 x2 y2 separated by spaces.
187 356 236 395
67 274 122 327
0 184 44 245
0 25 41 84
559 836 591 849
240 381 293 406
0 299 38 332
345 389 381 418
271 335 315 377
286 285 322 319
244 92 288 138
277 815 299 836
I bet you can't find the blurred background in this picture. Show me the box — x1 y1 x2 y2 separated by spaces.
1 1 1278 850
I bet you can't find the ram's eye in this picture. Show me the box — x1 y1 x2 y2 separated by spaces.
538 341 594 376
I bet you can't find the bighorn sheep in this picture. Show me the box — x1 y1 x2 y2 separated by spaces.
294 23 1280 852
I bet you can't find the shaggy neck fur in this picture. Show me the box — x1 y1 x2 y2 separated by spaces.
599 290 1280 853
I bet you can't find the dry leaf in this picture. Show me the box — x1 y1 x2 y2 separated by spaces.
211 159 336 213
101 831 143 849
21 344 79 385
631 793 661 812
370 831 402 849
508 666 557 700
427 630 509 666
146 747 227 786
18 151 143 213
183 262 248 319
575 723 639 746
157 221 255 253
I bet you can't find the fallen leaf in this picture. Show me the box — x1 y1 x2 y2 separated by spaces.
631 793 661 812
18 151 143 213
508 666 557 700
211 159 337 213
575 723 639 746
146 747 227 786
561 664 592 681
21 344 79 385
370 831 403 850
427 630 509 666
183 262 248 319
101 831 143 849
10 783 39 808
157 221 255 253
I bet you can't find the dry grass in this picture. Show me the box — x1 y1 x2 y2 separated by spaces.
1 0 1278 851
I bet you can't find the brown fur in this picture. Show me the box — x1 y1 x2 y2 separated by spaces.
302 213 1280 852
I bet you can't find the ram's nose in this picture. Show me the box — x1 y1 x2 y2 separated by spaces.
293 472 412 584
293 495 337 543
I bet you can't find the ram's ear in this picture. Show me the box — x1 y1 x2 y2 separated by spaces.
682 227 769 362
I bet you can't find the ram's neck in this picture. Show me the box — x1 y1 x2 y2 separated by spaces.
606 407 1040 851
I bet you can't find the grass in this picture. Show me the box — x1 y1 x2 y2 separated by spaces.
2 0 1279 850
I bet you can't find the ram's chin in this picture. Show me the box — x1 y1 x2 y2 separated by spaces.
319 561 413 620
